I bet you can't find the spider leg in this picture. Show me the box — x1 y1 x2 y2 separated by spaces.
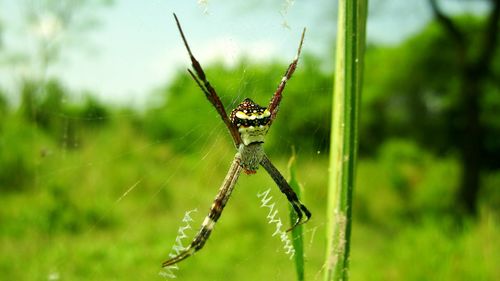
267 28 306 124
162 153 243 267
173 13 243 147
260 154 311 232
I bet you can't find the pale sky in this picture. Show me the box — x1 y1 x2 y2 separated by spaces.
0 0 490 107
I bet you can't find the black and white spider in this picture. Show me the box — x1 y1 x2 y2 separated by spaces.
162 14 311 267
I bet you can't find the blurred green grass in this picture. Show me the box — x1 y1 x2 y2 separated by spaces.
0 113 498 280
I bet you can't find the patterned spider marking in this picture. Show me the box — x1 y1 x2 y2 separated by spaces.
230 98 272 146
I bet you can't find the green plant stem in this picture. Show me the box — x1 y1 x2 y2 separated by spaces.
324 0 367 280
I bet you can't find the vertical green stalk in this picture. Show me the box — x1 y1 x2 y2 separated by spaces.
324 0 367 281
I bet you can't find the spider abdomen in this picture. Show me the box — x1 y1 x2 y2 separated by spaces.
230 98 271 146
238 143 265 174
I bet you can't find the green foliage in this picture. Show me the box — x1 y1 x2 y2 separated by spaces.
482 85 500 169
369 139 459 221
360 16 500 167
350 216 500 281
17 79 109 149
0 103 498 280
0 117 37 192
79 94 110 126
481 171 500 213
0 88 8 117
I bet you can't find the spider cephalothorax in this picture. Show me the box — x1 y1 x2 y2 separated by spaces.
230 98 271 146
163 14 311 268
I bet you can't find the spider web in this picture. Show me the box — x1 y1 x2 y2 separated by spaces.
0 1 334 280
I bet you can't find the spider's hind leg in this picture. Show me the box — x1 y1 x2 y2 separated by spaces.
162 154 243 267
260 154 311 232
162 216 214 267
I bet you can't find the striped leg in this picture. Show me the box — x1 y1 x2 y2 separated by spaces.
162 154 243 267
260 154 311 231
173 13 243 147
267 28 306 124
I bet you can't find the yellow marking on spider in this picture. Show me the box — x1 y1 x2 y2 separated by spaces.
235 109 271 120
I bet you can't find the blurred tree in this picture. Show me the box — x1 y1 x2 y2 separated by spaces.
20 79 64 130
18 79 78 147
79 94 109 126
429 0 500 216
0 1 113 150
362 1 500 217
18 78 108 148
1 0 112 131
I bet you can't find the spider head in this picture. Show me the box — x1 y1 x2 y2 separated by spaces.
230 98 271 146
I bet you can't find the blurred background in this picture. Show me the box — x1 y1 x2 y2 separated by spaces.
0 0 498 280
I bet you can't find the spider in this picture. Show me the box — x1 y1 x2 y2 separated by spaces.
162 14 311 267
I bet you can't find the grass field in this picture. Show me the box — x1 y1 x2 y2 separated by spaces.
0 116 498 280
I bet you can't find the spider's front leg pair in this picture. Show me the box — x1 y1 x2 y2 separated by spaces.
163 14 311 267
